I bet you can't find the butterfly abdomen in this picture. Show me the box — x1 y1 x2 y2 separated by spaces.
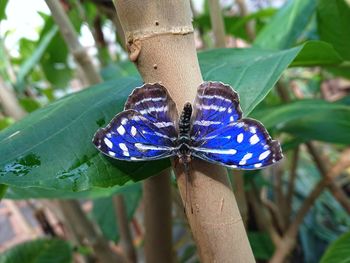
179 102 192 136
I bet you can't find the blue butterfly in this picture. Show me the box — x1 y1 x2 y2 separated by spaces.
93 82 283 170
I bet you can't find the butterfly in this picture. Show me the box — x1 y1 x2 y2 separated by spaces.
92 81 283 170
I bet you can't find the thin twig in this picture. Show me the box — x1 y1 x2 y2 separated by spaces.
285 147 299 224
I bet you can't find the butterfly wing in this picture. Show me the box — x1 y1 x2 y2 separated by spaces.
191 118 283 169
190 82 242 140
93 110 177 161
125 83 178 140
93 83 179 161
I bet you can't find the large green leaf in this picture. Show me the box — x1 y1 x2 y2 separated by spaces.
254 0 317 49
0 47 301 196
0 239 72 263
0 77 168 192
317 0 350 61
252 99 350 144
199 46 302 115
320 232 350 263
92 183 142 241
290 41 343 67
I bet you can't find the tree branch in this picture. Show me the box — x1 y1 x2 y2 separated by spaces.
208 0 226 47
113 195 137 263
113 0 254 261
45 0 102 85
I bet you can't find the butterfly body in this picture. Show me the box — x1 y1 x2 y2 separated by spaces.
93 82 283 170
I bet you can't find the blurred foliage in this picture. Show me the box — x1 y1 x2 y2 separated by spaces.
0 0 350 262
0 239 72 263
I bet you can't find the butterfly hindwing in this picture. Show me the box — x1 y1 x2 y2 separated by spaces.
125 83 178 141
93 110 176 161
191 118 283 169
191 82 242 140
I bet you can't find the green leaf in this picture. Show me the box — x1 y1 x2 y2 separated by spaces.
92 183 142 241
0 117 14 131
0 184 7 200
15 26 58 91
291 41 344 67
0 0 8 21
0 239 72 263
0 47 302 196
19 98 41 113
0 77 169 192
317 0 350 61
248 232 274 260
320 232 350 263
254 0 317 49
253 100 350 144
199 46 302 115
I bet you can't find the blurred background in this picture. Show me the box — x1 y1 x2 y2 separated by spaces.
0 0 349 262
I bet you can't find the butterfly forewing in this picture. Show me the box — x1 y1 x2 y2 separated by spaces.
191 82 242 140
125 83 178 141
93 110 177 161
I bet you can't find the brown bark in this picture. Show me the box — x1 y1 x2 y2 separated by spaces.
45 0 102 85
0 78 26 120
208 0 226 47
57 200 126 263
143 170 173 263
113 0 254 261
113 195 137 263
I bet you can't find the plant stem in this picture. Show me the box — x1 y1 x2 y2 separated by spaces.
208 0 226 47
0 78 26 120
143 170 173 262
113 0 254 261
57 200 126 263
113 195 137 263
45 0 102 85
270 147 350 262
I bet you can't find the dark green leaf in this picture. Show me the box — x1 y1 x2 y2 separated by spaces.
253 100 350 144
248 232 274 260
0 184 7 200
92 183 142 241
291 41 343 67
0 77 169 193
0 239 72 263
320 232 350 263
100 62 138 81
317 0 350 61
0 47 302 196
199 46 302 115
254 0 317 49
0 117 14 131
0 0 8 21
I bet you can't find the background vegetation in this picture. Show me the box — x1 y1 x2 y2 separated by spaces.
0 0 349 262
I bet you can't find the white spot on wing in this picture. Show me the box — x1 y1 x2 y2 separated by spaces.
228 108 232 114
131 126 137 136
239 153 253 165
108 151 116 157
134 97 166 106
237 133 244 143
229 116 234 122
193 120 221 126
193 147 237 155
140 106 168 115
117 125 125 135
254 163 262 168
121 118 128 125
249 134 259 145
104 138 113 149
196 104 227 112
153 122 174 128
119 143 130 156
259 150 271 161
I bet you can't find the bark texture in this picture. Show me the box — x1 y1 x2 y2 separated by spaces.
113 1 255 261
